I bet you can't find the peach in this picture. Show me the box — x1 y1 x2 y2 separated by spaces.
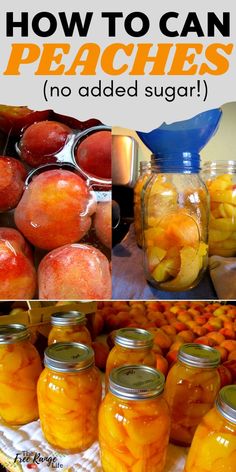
228 350 236 361
92 341 110 370
177 330 195 343
194 336 217 347
0 227 33 262
38 244 111 299
0 237 36 299
75 130 111 180
162 325 177 337
222 360 236 382
19 120 71 167
217 365 232 387
214 346 228 362
0 157 27 211
220 328 236 339
206 331 225 345
166 349 178 366
171 321 188 332
169 340 184 352
15 169 96 250
94 202 111 248
93 313 104 337
149 328 172 351
221 340 236 352
155 354 169 376
192 326 208 337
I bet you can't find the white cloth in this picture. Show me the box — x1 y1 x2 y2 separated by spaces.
209 255 236 299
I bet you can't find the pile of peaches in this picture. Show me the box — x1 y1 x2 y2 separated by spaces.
93 301 236 386
0 106 112 300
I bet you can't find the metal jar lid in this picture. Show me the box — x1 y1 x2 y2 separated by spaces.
0 324 29 344
109 365 165 400
178 343 220 368
215 386 236 424
51 311 86 326
44 342 94 372
114 328 154 349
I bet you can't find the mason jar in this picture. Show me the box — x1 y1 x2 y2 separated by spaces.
164 343 221 446
37 342 102 452
48 311 92 345
143 155 209 291
105 328 156 389
99 365 170 472
184 385 236 472
134 160 151 247
202 160 236 256
0 324 42 425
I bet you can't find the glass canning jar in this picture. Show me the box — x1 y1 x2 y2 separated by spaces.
164 343 221 446
134 160 151 247
0 324 42 425
143 155 209 291
105 327 156 389
48 311 92 345
37 342 102 453
99 365 170 472
201 160 236 256
184 385 236 472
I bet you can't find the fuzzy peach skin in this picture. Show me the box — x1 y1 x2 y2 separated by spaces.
99 392 170 472
14 169 97 250
0 340 42 425
0 227 33 262
38 243 111 300
19 120 71 167
37 365 102 452
0 157 27 211
0 237 36 299
94 202 112 248
184 405 236 472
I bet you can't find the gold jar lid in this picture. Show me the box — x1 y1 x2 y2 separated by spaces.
178 343 220 368
114 328 154 349
51 311 86 326
216 385 236 424
109 365 165 400
0 324 29 344
44 342 94 372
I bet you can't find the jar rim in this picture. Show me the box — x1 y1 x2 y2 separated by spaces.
0 324 29 344
178 343 220 368
51 311 86 326
114 328 154 349
215 385 236 424
44 342 94 372
109 365 165 400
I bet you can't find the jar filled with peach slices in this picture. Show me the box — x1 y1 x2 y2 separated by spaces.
105 328 156 390
202 161 236 256
37 342 102 453
184 385 236 472
0 324 42 425
143 156 209 291
99 365 170 472
164 343 220 446
48 311 92 345
134 160 151 247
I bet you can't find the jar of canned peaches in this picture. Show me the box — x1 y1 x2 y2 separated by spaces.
99 365 170 472
184 385 236 472
105 328 156 390
0 324 42 425
164 343 220 446
48 311 92 345
134 160 151 247
37 342 102 453
143 155 209 291
202 161 236 256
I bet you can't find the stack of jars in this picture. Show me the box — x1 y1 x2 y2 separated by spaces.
1 320 236 472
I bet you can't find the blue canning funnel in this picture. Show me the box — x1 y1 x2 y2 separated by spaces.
137 109 222 173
